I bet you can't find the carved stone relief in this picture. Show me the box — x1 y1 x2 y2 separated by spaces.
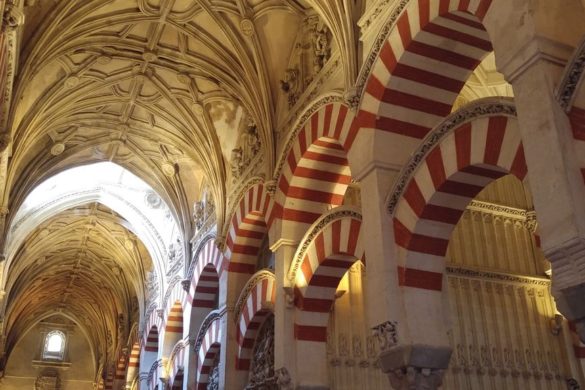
280 16 332 109
245 316 276 389
35 369 60 390
229 120 261 182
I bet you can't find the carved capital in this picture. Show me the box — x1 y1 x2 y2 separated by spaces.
378 345 452 390
264 180 277 196
372 320 398 352
156 309 164 319
181 279 191 292
274 367 293 390
388 366 446 390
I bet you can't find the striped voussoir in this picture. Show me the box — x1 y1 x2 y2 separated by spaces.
168 345 185 389
393 115 526 292
235 274 276 370
104 370 114 390
190 239 223 308
143 308 162 351
276 102 358 239
144 325 159 352
359 0 494 140
225 183 273 274
197 317 222 389
114 354 127 382
165 301 184 336
125 342 140 384
294 213 364 342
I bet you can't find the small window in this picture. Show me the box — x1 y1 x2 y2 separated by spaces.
43 331 65 360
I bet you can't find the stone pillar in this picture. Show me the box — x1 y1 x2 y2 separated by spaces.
350 133 451 388
182 338 197 390
218 306 248 389
498 34 585 340
270 239 303 388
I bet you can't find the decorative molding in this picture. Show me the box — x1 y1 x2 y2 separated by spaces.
556 35 585 111
386 98 517 216
371 320 398 353
233 269 275 324
287 206 362 282
355 0 410 104
445 266 551 287
466 200 527 220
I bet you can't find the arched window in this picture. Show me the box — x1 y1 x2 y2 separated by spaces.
43 331 66 360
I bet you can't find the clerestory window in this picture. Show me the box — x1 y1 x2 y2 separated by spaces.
43 331 66 360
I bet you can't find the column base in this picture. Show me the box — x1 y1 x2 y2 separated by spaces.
378 344 451 390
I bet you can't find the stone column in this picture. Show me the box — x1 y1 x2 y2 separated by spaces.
499 36 585 339
270 239 302 389
350 132 452 389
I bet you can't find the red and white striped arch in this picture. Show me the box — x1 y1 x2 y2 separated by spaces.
144 325 159 353
114 353 127 386
225 183 273 274
168 343 186 390
189 238 223 309
143 308 162 352
359 0 494 140
125 342 140 385
235 272 276 370
197 317 222 389
104 370 114 390
275 102 359 240
292 209 364 342
393 112 526 292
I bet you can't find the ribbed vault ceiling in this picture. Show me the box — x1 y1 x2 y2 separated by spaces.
4 202 151 370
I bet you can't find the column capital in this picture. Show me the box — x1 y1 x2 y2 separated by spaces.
378 345 451 390
269 239 299 253
498 35 574 84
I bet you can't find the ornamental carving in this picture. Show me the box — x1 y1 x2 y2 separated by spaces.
230 120 261 182
557 36 585 111
388 366 446 390
372 320 398 352
166 238 184 277
245 316 276 389
274 367 293 390
207 352 220 390
35 369 60 390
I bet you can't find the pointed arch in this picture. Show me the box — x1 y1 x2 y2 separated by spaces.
234 270 276 370
359 0 495 141
290 207 365 342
